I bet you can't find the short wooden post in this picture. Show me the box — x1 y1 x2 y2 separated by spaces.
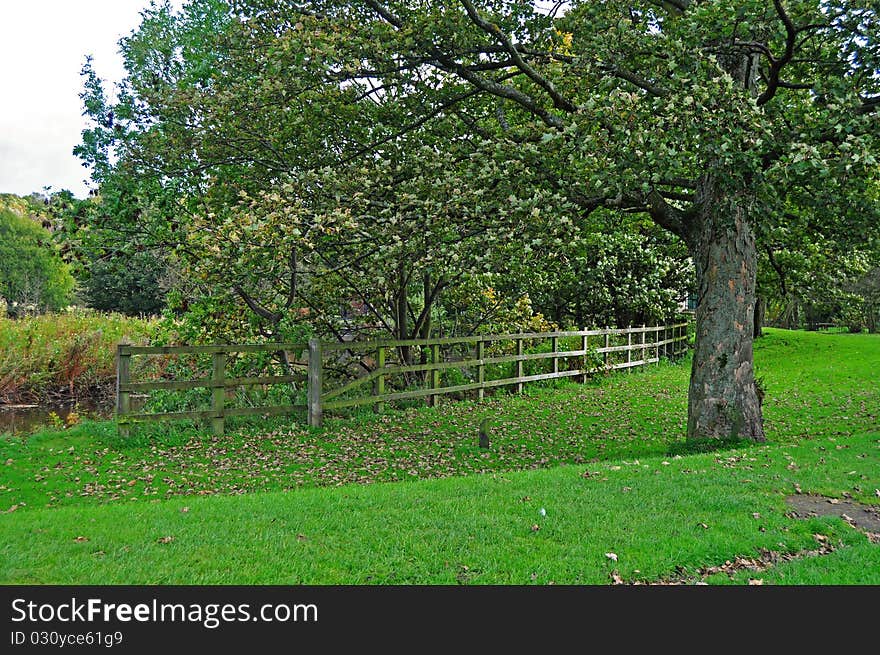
662 325 667 360
551 335 559 377
581 333 589 383
374 345 385 414
516 338 524 393
429 343 440 407
116 345 131 438
211 351 226 436
308 339 323 428
477 339 485 401
604 331 610 370
479 417 491 449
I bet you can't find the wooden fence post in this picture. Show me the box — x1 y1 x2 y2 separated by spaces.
116 345 131 438
582 333 589 383
640 325 646 367
374 345 385 414
627 329 632 371
211 351 226 436
308 339 323 428
429 343 440 407
604 331 610 370
516 337 524 393
477 339 485 401
654 326 660 364
551 335 559 377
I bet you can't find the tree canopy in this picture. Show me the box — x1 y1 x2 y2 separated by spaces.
76 0 879 440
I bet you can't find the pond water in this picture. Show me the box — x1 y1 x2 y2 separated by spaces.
0 400 113 436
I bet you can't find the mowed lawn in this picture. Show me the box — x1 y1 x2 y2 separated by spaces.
1 329 878 584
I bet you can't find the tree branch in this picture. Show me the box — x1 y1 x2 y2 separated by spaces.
459 0 577 112
233 285 281 323
757 0 798 106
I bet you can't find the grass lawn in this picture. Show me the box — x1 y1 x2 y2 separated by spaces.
1 328 878 584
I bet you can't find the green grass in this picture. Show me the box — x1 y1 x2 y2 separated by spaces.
1 432 876 584
1 328 878 584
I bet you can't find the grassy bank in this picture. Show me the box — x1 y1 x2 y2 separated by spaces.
0 329 878 584
1 431 876 584
0 310 154 403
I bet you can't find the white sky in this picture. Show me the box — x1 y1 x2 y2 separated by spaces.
0 1 180 199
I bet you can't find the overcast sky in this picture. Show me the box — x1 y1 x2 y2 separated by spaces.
0 1 178 199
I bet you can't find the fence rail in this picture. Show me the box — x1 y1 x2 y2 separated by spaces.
115 343 308 437
116 322 689 435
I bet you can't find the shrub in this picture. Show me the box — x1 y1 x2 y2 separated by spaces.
0 310 155 402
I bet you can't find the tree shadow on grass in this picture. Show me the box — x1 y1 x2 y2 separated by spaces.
666 436 754 457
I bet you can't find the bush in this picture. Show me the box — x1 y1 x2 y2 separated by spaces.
0 310 155 402
81 251 166 316
0 208 74 313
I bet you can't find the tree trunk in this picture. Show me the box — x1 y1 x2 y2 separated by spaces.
687 189 765 442
395 263 411 366
753 295 765 338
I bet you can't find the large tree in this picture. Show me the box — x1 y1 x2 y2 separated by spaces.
259 0 874 441
80 0 878 441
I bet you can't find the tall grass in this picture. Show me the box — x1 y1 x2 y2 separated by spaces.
0 309 155 402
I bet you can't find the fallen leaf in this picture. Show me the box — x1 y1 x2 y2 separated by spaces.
752 513 761 519
605 552 618 562
698 522 709 530
74 536 89 543
794 483 802 494
530 524 540 532
157 536 174 544
180 506 190 513
297 534 308 541
5 505 18 514
611 571 624 585
748 579 764 586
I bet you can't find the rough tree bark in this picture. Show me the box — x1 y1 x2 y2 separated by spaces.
686 183 765 441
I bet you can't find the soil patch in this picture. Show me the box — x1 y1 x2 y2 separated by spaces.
786 494 880 538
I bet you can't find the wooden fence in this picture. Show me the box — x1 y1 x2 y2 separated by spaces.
116 322 689 434
115 342 308 437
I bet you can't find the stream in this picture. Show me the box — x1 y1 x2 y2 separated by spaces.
0 400 113 436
